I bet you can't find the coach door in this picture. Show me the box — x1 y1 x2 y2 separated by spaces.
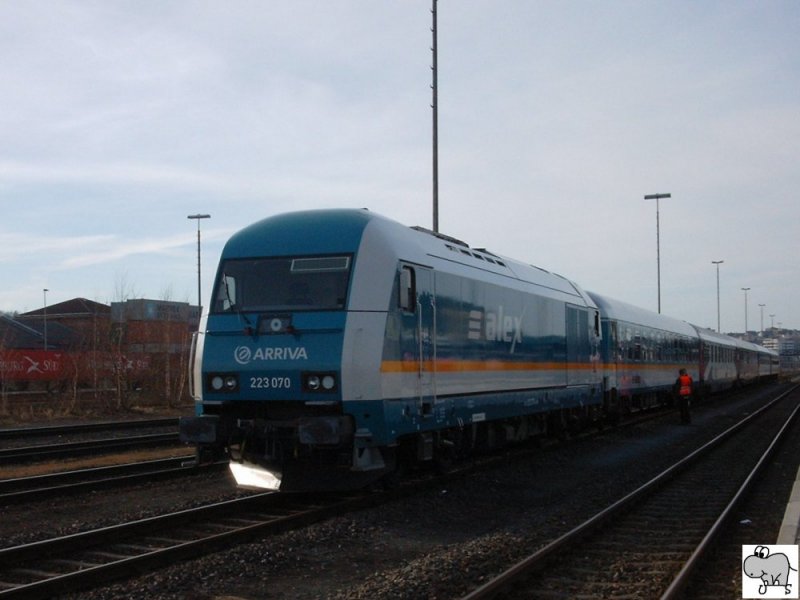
400 264 436 415
566 304 601 387
566 305 589 386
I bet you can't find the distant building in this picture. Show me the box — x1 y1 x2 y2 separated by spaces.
761 335 797 355
0 314 53 349
16 298 110 350
762 338 779 352
2 298 199 395
111 299 200 355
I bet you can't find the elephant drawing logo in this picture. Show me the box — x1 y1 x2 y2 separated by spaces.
742 545 798 598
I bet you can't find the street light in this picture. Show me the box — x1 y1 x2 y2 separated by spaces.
187 214 211 313
711 260 723 332
758 304 765 334
644 193 671 313
431 0 439 232
741 287 750 334
770 314 776 331
43 288 48 350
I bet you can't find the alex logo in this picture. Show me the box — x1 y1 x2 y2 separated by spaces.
468 306 523 345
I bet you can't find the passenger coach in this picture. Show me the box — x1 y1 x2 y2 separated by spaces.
588 292 699 414
695 327 739 394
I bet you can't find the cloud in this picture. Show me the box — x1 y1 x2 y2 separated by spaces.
0 2 797 328
0 232 114 263
0 160 231 191
0 227 231 270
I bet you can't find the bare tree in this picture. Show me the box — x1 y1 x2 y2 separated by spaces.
0 323 9 416
111 271 139 410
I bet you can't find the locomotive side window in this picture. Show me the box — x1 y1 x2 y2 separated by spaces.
399 266 416 312
218 275 237 311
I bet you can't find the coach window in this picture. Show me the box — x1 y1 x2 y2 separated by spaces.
634 332 642 361
625 326 634 361
399 266 416 312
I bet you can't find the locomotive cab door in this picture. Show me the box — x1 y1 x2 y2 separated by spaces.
399 264 436 415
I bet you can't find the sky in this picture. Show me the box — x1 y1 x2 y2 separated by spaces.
1 1 798 333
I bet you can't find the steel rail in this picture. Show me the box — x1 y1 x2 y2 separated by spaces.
0 457 228 504
0 490 374 600
0 432 180 463
0 418 177 440
660 387 800 599
460 384 800 600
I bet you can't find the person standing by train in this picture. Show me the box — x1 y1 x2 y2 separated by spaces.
675 368 693 424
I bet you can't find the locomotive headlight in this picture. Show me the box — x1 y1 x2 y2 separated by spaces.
303 372 337 393
208 373 239 393
307 375 321 390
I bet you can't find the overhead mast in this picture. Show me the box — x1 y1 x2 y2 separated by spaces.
431 0 439 232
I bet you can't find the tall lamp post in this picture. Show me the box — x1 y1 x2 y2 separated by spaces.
187 214 211 313
644 193 671 313
711 260 723 332
42 288 49 350
758 304 765 334
770 314 775 331
741 287 750 334
431 0 439 232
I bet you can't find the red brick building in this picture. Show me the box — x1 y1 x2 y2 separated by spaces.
2 298 198 404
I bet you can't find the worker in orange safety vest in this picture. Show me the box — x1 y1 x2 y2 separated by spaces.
675 368 693 424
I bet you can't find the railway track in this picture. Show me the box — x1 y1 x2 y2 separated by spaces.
0 489 385 599
0 418 181 464
0 457 228 504
0 418 177 441
461 384 800 599
0 428 521 599
0 387 790 598
0 432 181 463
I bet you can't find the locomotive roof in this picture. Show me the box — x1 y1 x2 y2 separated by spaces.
222 209 593 306
587 291 697 337
221 209 374 257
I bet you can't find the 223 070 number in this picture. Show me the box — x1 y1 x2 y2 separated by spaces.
249 376 291 390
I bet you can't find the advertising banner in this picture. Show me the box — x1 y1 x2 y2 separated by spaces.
0 350 65 381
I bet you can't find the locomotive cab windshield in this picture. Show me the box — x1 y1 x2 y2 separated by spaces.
212 254 352 313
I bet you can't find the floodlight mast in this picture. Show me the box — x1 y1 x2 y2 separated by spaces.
187 214 211 313
643 193 671 313
712 260 724 332
431 0 439 233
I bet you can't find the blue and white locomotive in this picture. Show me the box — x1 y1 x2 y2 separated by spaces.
179 208 778 491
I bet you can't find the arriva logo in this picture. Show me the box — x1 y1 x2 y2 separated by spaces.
468 306 523 348
234 346 309 365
